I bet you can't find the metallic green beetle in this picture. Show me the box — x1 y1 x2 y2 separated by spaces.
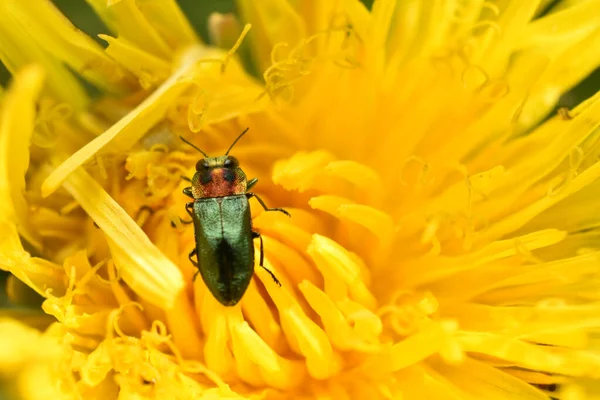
181 128 290 306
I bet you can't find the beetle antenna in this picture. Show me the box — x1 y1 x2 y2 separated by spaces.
225 127 250 155
180 136 209 157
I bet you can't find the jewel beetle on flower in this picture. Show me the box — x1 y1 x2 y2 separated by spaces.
180 128 290 306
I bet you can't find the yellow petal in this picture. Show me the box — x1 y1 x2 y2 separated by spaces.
0 221 65 297
0 319 68 399
0 4 89 108
273 150 337 192
341 0 371 43
61 167 184 309
429 357 549 400
458 332 600 377
518 1 600 50
41 45 206 197
307 234 377 309
1 1 130 94
0 65 44 248
443 301 600 343
86 0 172 58
299 280 381 352
402 229 566 286
98 34 170 88
363 321 453 374
230 318 306 389
236 0 306 72
518 28 600 125
133 0 199 48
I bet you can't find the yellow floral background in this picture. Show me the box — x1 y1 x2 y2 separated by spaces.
1 0 600 399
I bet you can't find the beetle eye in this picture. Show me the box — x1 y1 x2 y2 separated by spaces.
224 156 239 168
196 160 209 171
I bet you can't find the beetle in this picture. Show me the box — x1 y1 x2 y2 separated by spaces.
180 128 290 306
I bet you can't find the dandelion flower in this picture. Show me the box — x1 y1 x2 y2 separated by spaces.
1 0 600 399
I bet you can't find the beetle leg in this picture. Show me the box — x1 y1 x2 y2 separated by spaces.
185 202 194 217
192 269 201 281
181 175 192 183
260 265 282 287
247 193 291 217
252 231 282 286
190 248 201 282
171 203 194 227
183 187 194 198
252 231 265 266
183 203 195 223
188 248 199 267
247 178 258 190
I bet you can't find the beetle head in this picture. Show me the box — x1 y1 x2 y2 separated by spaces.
181 128 250 198
191 155 247 198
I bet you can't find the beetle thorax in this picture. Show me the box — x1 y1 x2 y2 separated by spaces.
191 156 248 198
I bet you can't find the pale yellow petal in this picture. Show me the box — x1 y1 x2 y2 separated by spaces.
0 221 65 298
86 0 171 58
98 34 170 88
134 0 199 47
0 319 68 399
518 1 600 50
0 65 44 248
0 3 89 108
41 46 206 197
61 168 184 308
1 1 130 94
